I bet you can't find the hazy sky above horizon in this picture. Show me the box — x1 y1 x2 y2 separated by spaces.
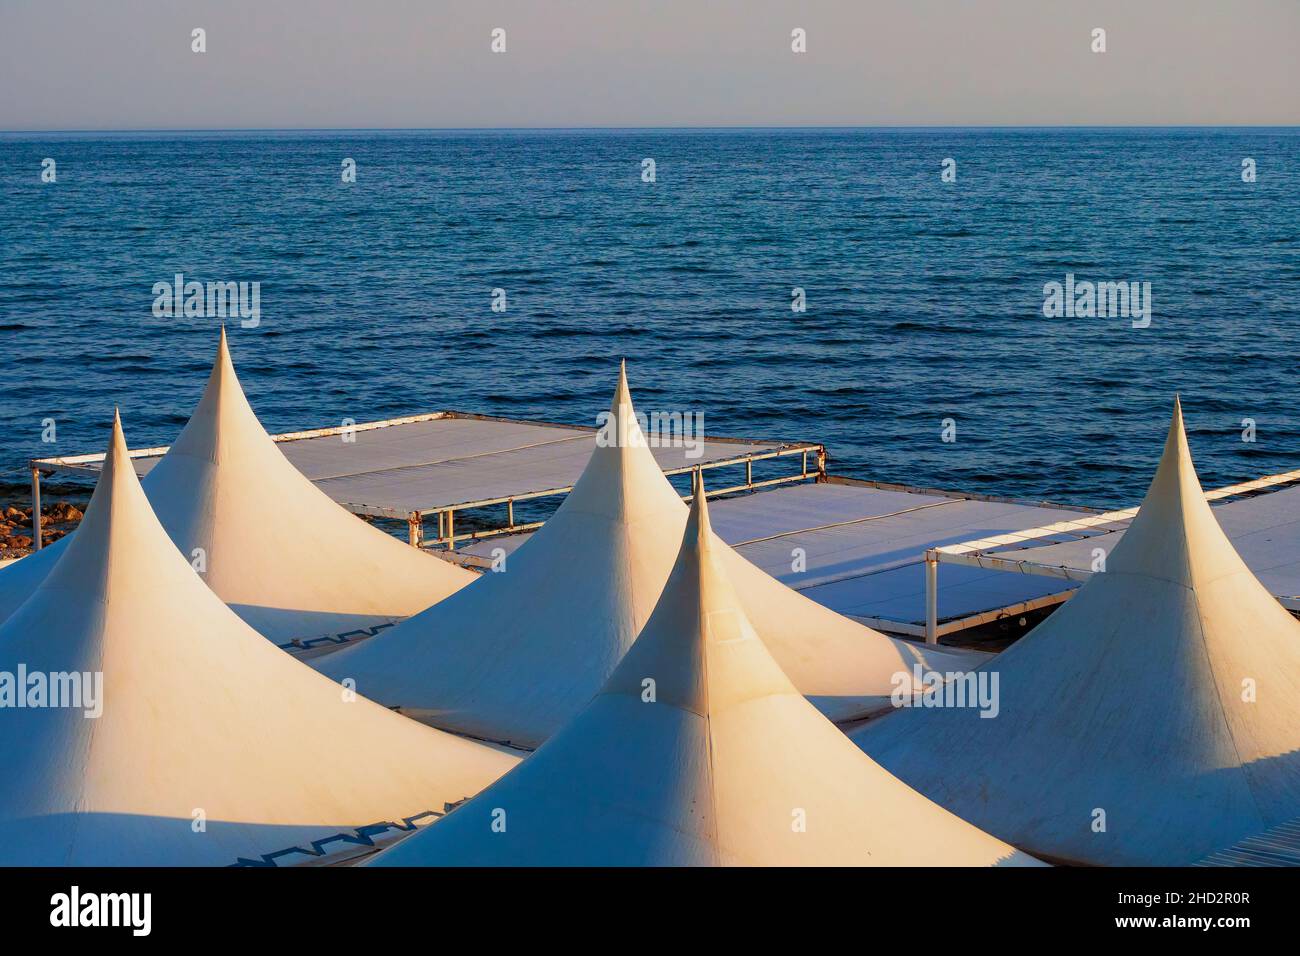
2 0 1297 130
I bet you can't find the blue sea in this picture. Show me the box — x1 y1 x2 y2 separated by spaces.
1 128 1297 509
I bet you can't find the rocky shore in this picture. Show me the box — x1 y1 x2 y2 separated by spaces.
0 501 86 559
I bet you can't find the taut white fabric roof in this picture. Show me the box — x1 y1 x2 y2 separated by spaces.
853 399 1300 866
0 413 516 866
370 480 1040 866
318 364 987 749
0 539 62 628
0 329 474 644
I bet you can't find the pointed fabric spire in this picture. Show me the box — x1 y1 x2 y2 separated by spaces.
0 330 475 641
144 328 475 643
317 364 986 748
854 399 1300 866
0 414 516 866
319 361 689 748
370 480 1040 866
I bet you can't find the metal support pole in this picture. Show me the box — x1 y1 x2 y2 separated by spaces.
446 509 455 551
816 447 827 480
437 510 445 543
30 466 42 551
407 513 423 548
506 498 514 528
745 459 753 488
924 552 939 644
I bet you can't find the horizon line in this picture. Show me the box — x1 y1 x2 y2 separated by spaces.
4 123 1300 136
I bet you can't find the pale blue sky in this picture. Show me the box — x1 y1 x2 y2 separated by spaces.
2 0 1296 130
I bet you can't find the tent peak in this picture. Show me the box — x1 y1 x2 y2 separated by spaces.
610 359 632 417
107 409 129 471
164 321 256 464
1159 394 1192 477
597 358 653 455
601 462 792 718
686 471 712 552
214 324 236 385
1098 399 1255 599
38 409 156 602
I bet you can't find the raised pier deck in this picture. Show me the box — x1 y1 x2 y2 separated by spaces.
32 412 1300 643
30 410 823 549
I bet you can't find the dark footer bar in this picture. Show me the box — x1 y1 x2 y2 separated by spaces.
0 866 1280 941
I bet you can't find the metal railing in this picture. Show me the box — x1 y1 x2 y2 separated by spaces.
412 443 826 552
921 467 1300 642
28 409 825 553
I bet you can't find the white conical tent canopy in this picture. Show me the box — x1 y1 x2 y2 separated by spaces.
0 536 63 627
144 328 475 643
318 364 986 748
853 399 1300 866
371 481 1040 866
0 414 516 866
0 329 475 643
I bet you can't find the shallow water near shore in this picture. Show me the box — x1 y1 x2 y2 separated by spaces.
1 128 1297 509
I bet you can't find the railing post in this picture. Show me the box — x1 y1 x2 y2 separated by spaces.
925 551 939 644
446 509 455 551
745 459 753 488
30 466 42 551
506 498 514 529
407 512 423 548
